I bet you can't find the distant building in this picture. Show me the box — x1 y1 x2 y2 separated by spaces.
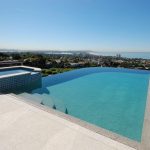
116 54 121 58
70 62 85 67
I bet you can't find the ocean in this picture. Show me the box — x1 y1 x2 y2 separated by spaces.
89 52 150 59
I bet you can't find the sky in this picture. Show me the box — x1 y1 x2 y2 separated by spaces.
0 0 150 51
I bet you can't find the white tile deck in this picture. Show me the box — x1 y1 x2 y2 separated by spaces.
0 94 136 150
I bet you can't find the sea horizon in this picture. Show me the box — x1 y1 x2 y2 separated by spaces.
0 49 150 59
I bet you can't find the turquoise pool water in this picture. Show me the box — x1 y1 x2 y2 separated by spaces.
0 69 30 76
17 68 150 141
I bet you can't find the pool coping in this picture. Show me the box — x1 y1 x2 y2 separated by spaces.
0 71 31 79
0 65 41 72
9 93 140 150
140 80 150 150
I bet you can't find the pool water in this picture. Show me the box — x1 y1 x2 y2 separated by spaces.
0 69 30 76
17 68 150 141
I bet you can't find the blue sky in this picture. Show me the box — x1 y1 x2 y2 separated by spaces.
0 0 150 51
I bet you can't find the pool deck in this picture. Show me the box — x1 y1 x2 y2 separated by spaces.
140 80 150 150
0 94 135 150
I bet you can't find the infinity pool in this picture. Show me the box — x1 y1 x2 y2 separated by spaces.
17 67 150 141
